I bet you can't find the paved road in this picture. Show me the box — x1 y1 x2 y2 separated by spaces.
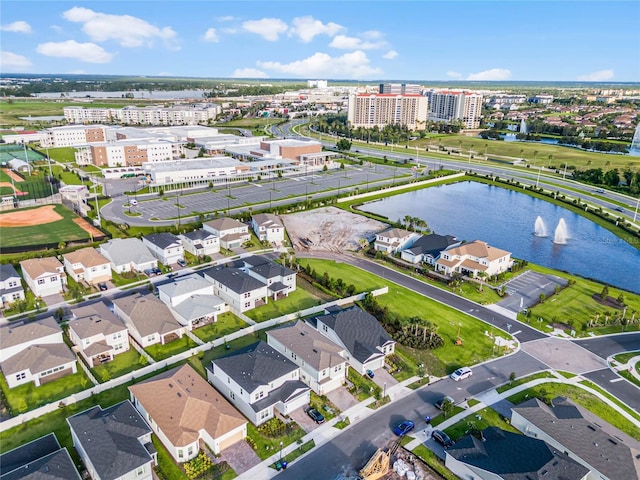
573 332 640 359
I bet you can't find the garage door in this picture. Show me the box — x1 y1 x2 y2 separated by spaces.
218 428 245 452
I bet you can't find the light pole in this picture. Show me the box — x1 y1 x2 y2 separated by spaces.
269 190 272 210
45 146 55 196
279 441 283 461
634 197 639 223
536 166 541 188
383 382 387 399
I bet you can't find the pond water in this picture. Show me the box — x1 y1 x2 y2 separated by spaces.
361 181 640 293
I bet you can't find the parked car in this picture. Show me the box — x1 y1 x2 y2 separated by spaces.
450 367 472 381
432 429 454 448
434 395 454 410
144 269 155 277
153 267 162 275
177 258 187 267
130 199 138 206
306 408 325 424
366 369 375 379
393 420 415 436
614 206 624 212
98 283 108 291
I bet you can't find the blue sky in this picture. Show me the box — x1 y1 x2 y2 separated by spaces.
1 1 639 82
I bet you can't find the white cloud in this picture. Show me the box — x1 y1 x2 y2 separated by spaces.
218 16 235 22
37 40 114 63
383 50 398 60
447 71 463 79
242 18 288 41
50 25 63 32
1 21 32 33
0 51 32 69
289 16 344 43
329 34 385 50
62 7 178 49
467 68 511 81
362 30 384 40
222 27 238 34
203 28 219 42
258 50 382 79
232 67 268 78
577 69 614 81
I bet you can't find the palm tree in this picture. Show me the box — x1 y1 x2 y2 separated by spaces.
548 154 553 167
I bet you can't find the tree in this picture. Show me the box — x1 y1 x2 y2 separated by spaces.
197 147 205 157
509 372 516 384
600 285 609 300
336 138 352 151
442 398 455 418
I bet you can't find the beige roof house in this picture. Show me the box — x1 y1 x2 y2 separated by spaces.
19 257 66 297
435 240 512 278
19 257 65 280
63 248 109 268
129 364 246 460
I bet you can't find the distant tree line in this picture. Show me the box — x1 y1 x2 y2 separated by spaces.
572 168 640 193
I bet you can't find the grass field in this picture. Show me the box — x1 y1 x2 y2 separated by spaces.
0 168 56 201
0 204 91 249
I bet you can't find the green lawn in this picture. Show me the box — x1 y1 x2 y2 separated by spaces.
430 406 465 427
246 420 306 460
245 283 332 322
153 434 188 480
270 440 315 469
0 204 92 249
0 369 93 415
347 367 380 401
145 336 199 361
334 417 351 429
309 391 340 421
192 312 249 342
443 406 519 440
411 445 458 480
110 270 149 287
507 383 640 439
612 351 640 365
46 148 80 164
91 349 148 383
301 259 499 375
495 371 556 394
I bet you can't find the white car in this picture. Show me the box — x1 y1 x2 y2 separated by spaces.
130 199 138 206
450 367 472 381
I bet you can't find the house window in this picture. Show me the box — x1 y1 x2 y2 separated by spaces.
259 391 264 399
291 352 296 360
188 446 194 456
322 324 328 332
50 276 57 282
244 302 251 309
244 292 251 298
137 467 145 476
12 293 22 300
38 279 45 285
147 335 155 342
260 410 269 419
178 450 184 459
15 372 26 381
229 391 235 400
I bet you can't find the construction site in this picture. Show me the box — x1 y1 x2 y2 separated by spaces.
355 439 440 480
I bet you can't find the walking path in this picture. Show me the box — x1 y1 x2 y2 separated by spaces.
609 354 640 383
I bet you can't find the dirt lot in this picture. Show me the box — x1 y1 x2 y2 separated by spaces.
0 204 62 227
281 207 388 253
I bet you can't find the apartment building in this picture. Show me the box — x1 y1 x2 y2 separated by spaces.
347 94 429 130
425 90 483 129
64 104 221 126
40 125 109 148
379 83 422 95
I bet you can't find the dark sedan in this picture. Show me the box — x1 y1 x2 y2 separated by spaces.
432 429 454 448
306 408 325 424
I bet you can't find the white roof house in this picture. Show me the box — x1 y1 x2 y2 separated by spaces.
99 238 157 274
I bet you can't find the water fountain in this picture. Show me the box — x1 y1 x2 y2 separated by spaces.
520 119 528 135
534 216 548 237
553 218 569 244
629 123 640 157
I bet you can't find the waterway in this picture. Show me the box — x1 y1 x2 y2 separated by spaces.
361 181 640 293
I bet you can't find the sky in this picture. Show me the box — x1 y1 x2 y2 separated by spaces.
1 1 639 82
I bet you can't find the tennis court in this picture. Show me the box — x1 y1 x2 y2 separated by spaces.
0 144 46 163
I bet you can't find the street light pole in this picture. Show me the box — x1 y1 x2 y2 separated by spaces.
634 197 639 223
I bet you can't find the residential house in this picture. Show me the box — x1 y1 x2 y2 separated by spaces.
142 233 184 266
63 247 112 285
178 229 220 257
207 341 310 426
68 302 129 367
99 238 157 274
267 321 347 395
400 233 459 265
374 227 420 254
156 273 227 328
67 401 156 480
511 397 640 480
203 218 250 249
113 293 186 348
0 433 81 480
19 257 66 298
0 316 77 388
310 306 395 374
203 266 268 313
445 427 589 480
242 256 296 300
251 213 285 244
0 264 25 306
130 364 247 462
435 240 513 278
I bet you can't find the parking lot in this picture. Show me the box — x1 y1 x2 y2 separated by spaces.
497 270 569 313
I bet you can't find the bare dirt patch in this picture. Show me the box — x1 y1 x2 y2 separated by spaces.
0 205 62 227
73 217 104 238
282 206 387 253
2 168 24 183
0 181 27 196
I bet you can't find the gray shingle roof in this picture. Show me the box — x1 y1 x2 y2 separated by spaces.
250 262 295 281
250 379 309 413
203 266 266 295
180 228 217 242
252 213 283 229
113 293 183 337
1 343 75 376
512 397 640 480
0 264 21 283
0 447 81 480
0 317 61 352
0 433 60 475
310 306 394 364
143 232 181 250
210 341 298 394
66 401 152 480
405 233 458 257
69 302 126 340
100 238 156 267
447 427 589 480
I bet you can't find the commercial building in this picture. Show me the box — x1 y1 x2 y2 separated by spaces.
347 94 429 130
64 103 221 126
143 157 251 188
425 90 483 128
40 125 110 148
379 83 422 95
225 138 337 170
74 139 184 167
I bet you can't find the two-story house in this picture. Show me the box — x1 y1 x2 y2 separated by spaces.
113 293 186 348
130 364 247 463
156 273 227 328
374 227 420 255
435 240 513 278
267 321 347 395
142 233 184 266
207 341 310 425
203 266 268 313
310 306 396 374
178 229 220 257
251 213 285 244
19 257 66 298
242 256 296 300
99 238 157 274
68 302 129 367
63 247 112 286
203 218 250 250
400 233 460 265
67 400 156 480
0 264 25 306
0 317 77 388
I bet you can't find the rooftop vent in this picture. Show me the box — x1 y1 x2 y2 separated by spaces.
587 425 596 431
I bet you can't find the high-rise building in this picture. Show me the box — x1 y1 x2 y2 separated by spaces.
347 94 429 130
425 90 483 129
379 83 422 95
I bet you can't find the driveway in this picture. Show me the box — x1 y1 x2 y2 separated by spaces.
288 406 323 433
370 367 398 394
326 386 359 412
42 293 65 307
217 440 261 476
